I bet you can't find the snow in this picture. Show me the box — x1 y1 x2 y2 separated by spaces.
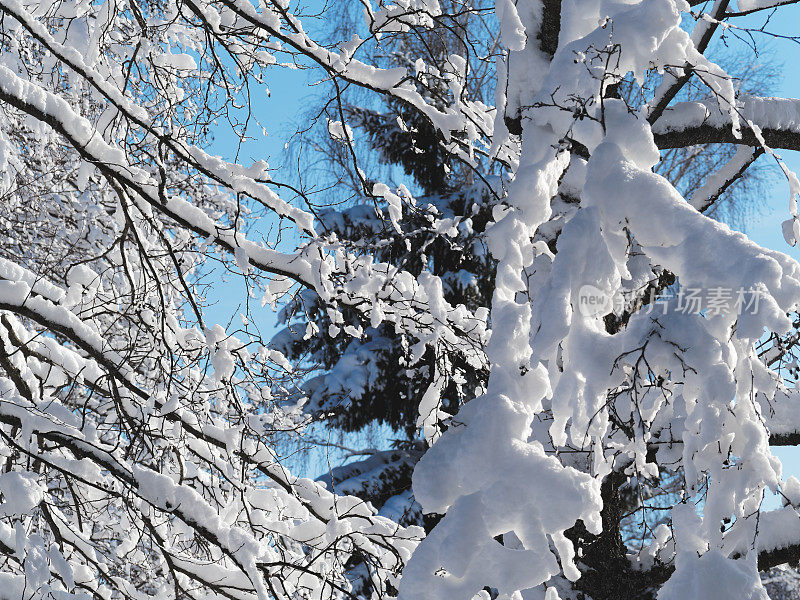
658 550 769 600
152 52 198 71
495 0 526 52
2 0 800 597
402 2 800 596
737 0 791 11
0 471 44 518
327 119 354 143
402 131 601 597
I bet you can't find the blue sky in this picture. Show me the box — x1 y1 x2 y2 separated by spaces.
736 5 800 498
741 3 800 254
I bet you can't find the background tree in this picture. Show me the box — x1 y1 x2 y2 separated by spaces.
272 8 781 596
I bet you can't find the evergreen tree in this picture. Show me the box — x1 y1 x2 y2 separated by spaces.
273 5 781 596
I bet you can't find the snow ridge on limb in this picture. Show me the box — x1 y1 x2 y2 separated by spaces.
653 96 800 150
402 141 603 599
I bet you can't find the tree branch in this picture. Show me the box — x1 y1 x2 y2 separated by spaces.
655 124 800 151
647 0 731 124
691 146 764 212
769 432 800 446
653 97 800 151
538 0 562 59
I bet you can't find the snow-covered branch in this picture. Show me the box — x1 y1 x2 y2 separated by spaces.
654 96 800 152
